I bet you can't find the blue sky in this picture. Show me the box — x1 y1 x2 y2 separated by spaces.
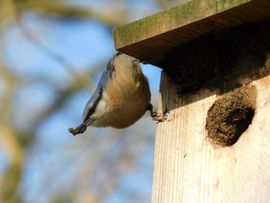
1 1 162 202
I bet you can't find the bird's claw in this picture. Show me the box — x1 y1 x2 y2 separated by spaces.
148 103 168 123
151 111 168 123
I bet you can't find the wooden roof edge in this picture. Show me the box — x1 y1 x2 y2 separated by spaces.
113 0 255 49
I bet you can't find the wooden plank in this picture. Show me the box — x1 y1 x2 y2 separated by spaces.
152 71 270 203
149 19 270 202
114 0 270 65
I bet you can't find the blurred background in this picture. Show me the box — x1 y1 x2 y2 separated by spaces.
0 0 181 202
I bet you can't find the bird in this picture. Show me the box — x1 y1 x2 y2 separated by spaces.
68 53 165 136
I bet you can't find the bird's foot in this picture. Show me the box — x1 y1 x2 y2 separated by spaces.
151 111 168 122
147 104 168 123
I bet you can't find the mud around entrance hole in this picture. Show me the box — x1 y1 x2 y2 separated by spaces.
205 85 256 147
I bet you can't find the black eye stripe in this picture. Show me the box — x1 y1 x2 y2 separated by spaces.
83 88 103 122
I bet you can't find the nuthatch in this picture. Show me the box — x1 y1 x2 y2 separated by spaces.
68 53 165 136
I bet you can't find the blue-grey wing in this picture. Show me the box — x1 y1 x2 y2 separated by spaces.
82 54 116 122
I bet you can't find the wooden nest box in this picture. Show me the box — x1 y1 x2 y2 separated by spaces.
114 0 270 202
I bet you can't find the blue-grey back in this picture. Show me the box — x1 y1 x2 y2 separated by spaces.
82 54 117 121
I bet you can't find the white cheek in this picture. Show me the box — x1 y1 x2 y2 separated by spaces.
94 99 109 119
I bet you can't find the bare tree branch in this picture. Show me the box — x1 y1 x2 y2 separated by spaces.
15 0 127 27
10 0 91 89
0 1 157 202
0 63 25 203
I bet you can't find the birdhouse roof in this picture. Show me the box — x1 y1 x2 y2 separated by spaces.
114 0 270 66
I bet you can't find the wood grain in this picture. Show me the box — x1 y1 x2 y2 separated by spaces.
152 73 270 203
114 0 270 65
